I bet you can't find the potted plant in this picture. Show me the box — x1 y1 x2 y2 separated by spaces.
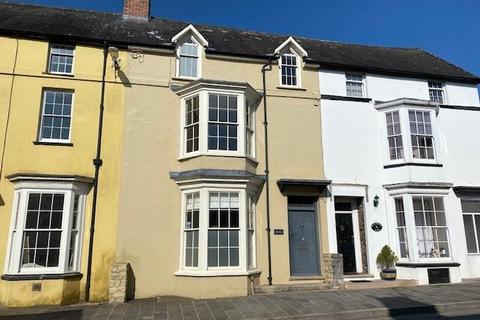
376 245 398 280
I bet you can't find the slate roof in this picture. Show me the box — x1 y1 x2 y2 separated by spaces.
0 1 478 83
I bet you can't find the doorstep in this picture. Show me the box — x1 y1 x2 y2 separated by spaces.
345 278 417 290
254 282 332 294
344 273 375 281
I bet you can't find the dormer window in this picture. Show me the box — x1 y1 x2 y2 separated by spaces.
178 38 199 78
428 81 445 104
274 36 308 89
280 50 299 87
172 24 209 80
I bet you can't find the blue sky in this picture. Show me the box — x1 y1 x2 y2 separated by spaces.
8 0 480 80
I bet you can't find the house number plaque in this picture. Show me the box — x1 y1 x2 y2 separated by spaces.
274 229 284 235
371 222 383 232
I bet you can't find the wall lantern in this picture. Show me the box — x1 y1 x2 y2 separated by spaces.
373 194 380 207
108 47 121 70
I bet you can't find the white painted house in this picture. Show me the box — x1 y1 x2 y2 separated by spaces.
320 65 480 284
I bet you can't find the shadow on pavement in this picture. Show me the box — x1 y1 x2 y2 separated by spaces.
0 309 83 320
377 296 480 319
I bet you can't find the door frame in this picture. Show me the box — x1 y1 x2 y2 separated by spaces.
334 197 363 274
287 197 321 276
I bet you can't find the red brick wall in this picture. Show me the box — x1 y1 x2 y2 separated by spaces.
123 0 150 19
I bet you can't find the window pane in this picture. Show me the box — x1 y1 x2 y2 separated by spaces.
208 192 241 267
414 196 450 258
22 193 65 269
41 91 73 141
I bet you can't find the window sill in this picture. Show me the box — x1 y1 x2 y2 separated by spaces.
276 86 306 91
1 272 83 281
33 141 74 147
320 94 372 103
178 152 258 164
396 262 460 268
42 72 74 78
175 269 261 277
172 76 197 82
384 162 443 169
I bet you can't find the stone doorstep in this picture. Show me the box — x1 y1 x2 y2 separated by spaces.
345 279 418 290
267 300 480 320
254 283 333 294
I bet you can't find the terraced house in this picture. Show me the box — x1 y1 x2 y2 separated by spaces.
0 0 479 308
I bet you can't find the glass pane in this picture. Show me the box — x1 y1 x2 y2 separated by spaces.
230 248 239 266
208 248 218 267
462 200 480 213
475 215 480 254
219 248 228 266
208 230 218 247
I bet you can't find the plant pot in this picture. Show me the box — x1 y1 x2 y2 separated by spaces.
380 268 397 281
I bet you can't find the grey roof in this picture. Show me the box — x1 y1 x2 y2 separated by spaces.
0 1 478 83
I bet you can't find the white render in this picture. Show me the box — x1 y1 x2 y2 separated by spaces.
320 69 480 284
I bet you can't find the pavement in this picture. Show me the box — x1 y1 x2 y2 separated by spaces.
1 282 480 320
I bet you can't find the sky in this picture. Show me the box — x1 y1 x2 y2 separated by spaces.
7 0 480 81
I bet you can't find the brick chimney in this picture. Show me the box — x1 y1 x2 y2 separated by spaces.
123 0 150 20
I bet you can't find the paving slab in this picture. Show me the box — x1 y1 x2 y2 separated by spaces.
1 282 480 320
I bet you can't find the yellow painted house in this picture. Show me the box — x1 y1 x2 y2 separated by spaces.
0 8 127 306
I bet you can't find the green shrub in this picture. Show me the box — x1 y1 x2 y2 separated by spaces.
376 245 398 270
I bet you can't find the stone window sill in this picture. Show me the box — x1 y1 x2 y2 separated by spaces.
1 272 83 281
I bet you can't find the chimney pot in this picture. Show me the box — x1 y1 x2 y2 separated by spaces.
123 0 150 20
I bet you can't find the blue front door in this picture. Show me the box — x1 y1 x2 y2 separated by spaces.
288 198 320 276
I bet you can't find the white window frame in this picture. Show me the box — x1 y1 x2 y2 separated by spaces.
175 36 202 80
4 181 87 275
38 89 74 144
428 81 447 104
381 106 440 166
278 49 302 88
389 192 452 264
461 199 480 255
345 73 366 98
176 185 258 276
245 101 256 159
179 89 249 159
48 44 75 76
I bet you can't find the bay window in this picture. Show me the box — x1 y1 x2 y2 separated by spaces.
392 193 451 262
178 187 257 275
5 176 89 275
176 80 261 159
413 196 449 258
380 103 439 164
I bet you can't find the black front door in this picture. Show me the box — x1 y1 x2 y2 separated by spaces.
336 213 356 273
288 197 320 276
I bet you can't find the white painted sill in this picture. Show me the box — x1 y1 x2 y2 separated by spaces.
177 152 258 164
175 269 261 277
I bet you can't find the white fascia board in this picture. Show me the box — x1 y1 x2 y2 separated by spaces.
171 24 209 47
274 36 308 58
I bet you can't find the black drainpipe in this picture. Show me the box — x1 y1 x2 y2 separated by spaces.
85 41 108 302
261 55 277 286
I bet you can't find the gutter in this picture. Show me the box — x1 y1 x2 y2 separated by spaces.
84 41 108 302
261 54 278 286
